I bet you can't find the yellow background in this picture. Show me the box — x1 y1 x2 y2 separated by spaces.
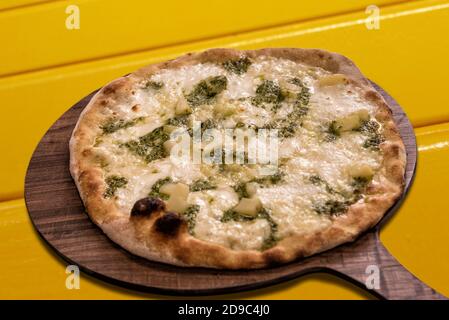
1 0 448 299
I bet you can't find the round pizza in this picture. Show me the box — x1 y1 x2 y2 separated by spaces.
70 48 406 269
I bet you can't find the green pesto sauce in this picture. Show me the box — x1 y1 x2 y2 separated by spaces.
233 182 250 199
259 79 310 138
325 120 342 141
363 134 385 150
351 176 371 193
166 113 191 127
185 76 228 107
148 177 172 200
252 80 286 108
309 174 338 194
290 77 311 106
183 204 200 235
103 175 128 198
311 175 373 216
145 80 164 90
121 126 169 162
100 117 145 134
190 179 216 192
220 207 279 251
222 57 252 75
230 172 284 200
313 199 349 216
253 171 285 186
354 119 384 150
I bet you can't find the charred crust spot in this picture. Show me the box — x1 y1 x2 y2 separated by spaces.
386 144 400 158
318 53 324 59
99 99 108 106
130 197 166 217
131 104 140 112
102 85 116 95
155 212 183 235
81 149 91 157
263 249 287 267
364 90 380 102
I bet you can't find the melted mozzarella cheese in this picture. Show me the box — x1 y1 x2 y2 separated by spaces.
91 56 382 250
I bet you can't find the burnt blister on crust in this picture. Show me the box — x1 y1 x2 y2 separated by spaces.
130 197 166 217
155 212 183 235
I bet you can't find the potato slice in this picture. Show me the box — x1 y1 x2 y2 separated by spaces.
336 109 370 132
234 197 262 217
160 183 190 213
175 98 192 115
317 74 348 86
348 164 374 179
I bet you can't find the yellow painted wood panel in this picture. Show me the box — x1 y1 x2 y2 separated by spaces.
380 122 449 297
0 199 370 299
2 121 449 299
1 0 406 76
0 0 52 11
0 0 448 200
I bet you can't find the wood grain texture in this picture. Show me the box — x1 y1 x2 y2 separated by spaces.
24 82 445 299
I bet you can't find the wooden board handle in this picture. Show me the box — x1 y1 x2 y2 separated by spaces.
330 232 446 300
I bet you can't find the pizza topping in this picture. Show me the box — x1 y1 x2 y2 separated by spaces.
325 120 342 141
259 208 279 251
233 182 250 199
155 212 183 235
220 206 279 251
336 109 370 131
351 176 371 193
103 175 127 198
317 74 348 86
349 164 374 179
251 80 286 108
325 110 371 141
148 177 172 200
363 133 385 150
144 80 164 90
309 175 338 195
130 197 166 217
189 179 216 192
100 117 144 134
222 57 252 75
233 197 262 217
183 205 200 234
121 126 169 162
253 172 284 186
313 199 349 216
356 119 380 134
159 182 190 213
289 77 311 106
185 75 228 107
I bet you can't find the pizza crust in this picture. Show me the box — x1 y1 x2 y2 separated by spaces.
70 48 406 269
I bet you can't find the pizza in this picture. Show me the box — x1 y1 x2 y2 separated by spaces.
69 48 406 269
